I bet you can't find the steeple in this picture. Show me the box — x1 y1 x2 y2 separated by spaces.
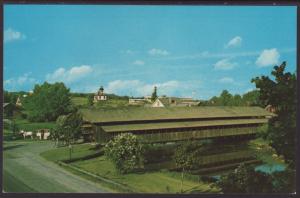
98 86 104 95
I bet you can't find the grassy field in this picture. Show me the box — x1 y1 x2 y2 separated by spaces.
71 96 88 106
71 96 130 108
40 143 100 162
15 118 56 131
94 98 129 108
72 156 220 193
40 142 219 193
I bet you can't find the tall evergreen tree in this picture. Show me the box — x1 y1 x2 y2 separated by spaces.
151 86 158 101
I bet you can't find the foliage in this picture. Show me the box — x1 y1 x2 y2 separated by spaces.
54 110 83 145
206 89 261 106
14 118 55 131
104 133 144 174
219 90 233 106
87 94 94 106
217 163 295 193
251 61 296 166
23 82 72 122
256 124 269 139
151 86 158 102
217 164 273 193
174 141 201 171
242 90 261 106
173 141 202 192
3 91 18 118
271 168 296 193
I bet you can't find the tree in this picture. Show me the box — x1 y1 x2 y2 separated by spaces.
232 94 243 106
3 91 18 118
217 164 295 193
271 168 296 193
217 164 273 193
219 90 233 106
55 110 83 146
104 133 144 174
242 90 261 106
87 94 94 106
151 86 158 102
173 141 201 193
23 82 72 122
10 119 19 138
251 61 296 166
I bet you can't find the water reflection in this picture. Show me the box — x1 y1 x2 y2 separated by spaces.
255 164 286 174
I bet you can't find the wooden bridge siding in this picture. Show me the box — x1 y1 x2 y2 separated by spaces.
96 125 260 144
145 149 255 170
137 126 258 143
196 149 254 166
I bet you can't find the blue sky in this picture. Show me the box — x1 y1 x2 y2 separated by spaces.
4 5 297 99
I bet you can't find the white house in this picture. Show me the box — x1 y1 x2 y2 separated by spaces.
151 98 165 107
94 86 107 101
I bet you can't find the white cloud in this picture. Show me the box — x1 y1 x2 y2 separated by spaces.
106 80 193 97
245 61 252 65
121 50 137 55
148 48 170 56
4 28 26 43
133 60 145 66
46 65 93 83
214 58 238 70
218 77 234 84
4 73 37 91
225 36 242 48
255 48 280 67
156 47 294 61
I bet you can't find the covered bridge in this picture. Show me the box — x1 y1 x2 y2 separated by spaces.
80 106 275 144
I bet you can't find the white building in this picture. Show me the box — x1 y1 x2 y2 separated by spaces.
94 86 107 101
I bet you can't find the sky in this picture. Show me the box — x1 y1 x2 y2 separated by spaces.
4 5 297 100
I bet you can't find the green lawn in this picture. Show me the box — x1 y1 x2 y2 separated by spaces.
71 96 88 106
15 118 55 131
94 98 129 109
40 143 100 162
72 156 220 193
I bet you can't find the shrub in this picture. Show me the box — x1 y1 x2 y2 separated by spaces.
104 133 144 174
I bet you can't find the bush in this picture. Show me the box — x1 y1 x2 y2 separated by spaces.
217 164 273 193
104 133 144 174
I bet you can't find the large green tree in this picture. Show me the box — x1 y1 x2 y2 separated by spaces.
23 82 72 122
151 86 158 102
251 61 296 166
219 90 233 106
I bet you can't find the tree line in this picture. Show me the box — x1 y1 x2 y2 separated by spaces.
200 89 261 107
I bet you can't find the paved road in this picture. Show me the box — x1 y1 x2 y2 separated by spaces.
3 141 109 193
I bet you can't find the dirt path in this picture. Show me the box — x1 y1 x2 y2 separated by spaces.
3 141 109 193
